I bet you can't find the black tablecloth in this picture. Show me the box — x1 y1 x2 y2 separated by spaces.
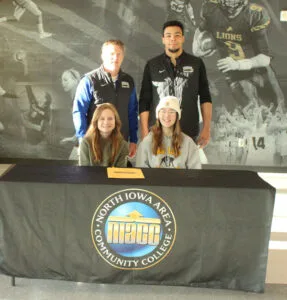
0 165 275 293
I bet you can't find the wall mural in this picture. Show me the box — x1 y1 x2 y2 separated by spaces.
0 0 286 168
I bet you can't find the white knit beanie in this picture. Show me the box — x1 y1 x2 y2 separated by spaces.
156 96 181 120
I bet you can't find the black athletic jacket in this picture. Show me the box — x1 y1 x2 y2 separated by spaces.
139 51 211 138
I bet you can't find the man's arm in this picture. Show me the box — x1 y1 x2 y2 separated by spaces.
139 63 152 140
72 76 93 140
128 87 138 157
198 102 212 148
139 111 150 140
197 59 212 148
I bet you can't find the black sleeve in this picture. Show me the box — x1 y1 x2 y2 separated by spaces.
249 5 272 57
198 59 212 104
252 29 272 57
139 63 153 113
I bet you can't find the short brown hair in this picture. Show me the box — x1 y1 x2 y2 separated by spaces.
162 20 184 36
101 39 125 53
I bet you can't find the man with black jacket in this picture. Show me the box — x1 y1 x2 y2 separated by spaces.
73 40 138 157
139 20 212 148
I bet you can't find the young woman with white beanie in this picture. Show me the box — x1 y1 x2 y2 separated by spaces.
136 96 201 169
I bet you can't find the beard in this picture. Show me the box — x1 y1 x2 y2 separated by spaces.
168 48 180 53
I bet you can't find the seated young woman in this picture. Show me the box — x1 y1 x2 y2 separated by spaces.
79 103 129 167
136 96 201 169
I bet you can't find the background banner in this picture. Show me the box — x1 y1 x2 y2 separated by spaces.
0 0 286 168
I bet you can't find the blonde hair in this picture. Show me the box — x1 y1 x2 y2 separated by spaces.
85 103 123 164
101 39 125 53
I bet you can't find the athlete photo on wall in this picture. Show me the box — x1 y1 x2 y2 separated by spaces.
0 0 286 169
191 0 287 167
166 0 196 34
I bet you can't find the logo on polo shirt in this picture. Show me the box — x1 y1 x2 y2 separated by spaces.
121 81 130 88
91 189 176 270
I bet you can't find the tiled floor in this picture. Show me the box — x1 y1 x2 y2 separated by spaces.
0 274 286 300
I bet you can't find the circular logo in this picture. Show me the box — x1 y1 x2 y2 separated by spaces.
91 189 176 270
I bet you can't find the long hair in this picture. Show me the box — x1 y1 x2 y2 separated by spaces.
85 103 123 164
151 114 183 157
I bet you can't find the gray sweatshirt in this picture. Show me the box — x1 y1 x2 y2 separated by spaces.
136 132 202 169
79 137 128 167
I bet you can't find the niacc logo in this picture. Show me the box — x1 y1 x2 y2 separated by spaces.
91 189 176 270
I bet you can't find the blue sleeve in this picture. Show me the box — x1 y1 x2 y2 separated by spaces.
72 76 93 138
128 87 138 143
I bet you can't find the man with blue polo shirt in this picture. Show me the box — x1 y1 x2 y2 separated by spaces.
73 39 138 157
